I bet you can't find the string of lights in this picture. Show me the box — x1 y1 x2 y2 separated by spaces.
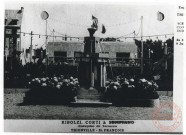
19 31 66 38
116 31 136 39
134 23 141 37
47 16 142 40
49 17 140 28
48 17 141 38
49 17 89 28
48 20 88 40
46 21 85 40
105 18 140 27
54 30 84 40
18 16 174 45
19 31 174 40
121 33 174 39
47 22 54 34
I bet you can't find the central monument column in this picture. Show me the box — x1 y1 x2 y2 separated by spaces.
77 28 109 101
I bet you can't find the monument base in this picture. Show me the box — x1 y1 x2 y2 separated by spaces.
77 87 102 100
70 99 112 107
70 87 112 107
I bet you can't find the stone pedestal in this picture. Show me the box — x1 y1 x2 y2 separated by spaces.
78 56 108 88
77 87 101 100
78 31 109 89
74 28 110 104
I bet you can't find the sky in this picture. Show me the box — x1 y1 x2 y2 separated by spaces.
5 2 175 49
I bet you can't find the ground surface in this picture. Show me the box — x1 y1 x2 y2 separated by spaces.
4 88 173 120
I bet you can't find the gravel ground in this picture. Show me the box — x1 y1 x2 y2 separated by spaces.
4 91 173 120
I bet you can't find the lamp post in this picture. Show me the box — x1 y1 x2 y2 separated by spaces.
45 19 48 75
140 16 143 74
41 11 49 75
30 31 33 62
164 43 168 70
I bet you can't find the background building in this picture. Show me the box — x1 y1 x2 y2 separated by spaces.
4 7 24 70
47 40 138 67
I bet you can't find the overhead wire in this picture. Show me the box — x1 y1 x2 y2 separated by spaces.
19 16 174 43
49 17 89 28
19 31 174 40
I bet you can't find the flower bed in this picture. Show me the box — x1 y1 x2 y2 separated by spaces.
104 76 159 106
25 75 80 104
25 74 159 106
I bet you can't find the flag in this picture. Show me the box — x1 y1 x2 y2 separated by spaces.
101 24 106 34
91 15 98 30
157 11 164 21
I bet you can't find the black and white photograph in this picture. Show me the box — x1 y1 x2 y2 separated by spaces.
3 0 184 133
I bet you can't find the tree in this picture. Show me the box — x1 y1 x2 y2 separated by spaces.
134 37 174 64
165 37 174 53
